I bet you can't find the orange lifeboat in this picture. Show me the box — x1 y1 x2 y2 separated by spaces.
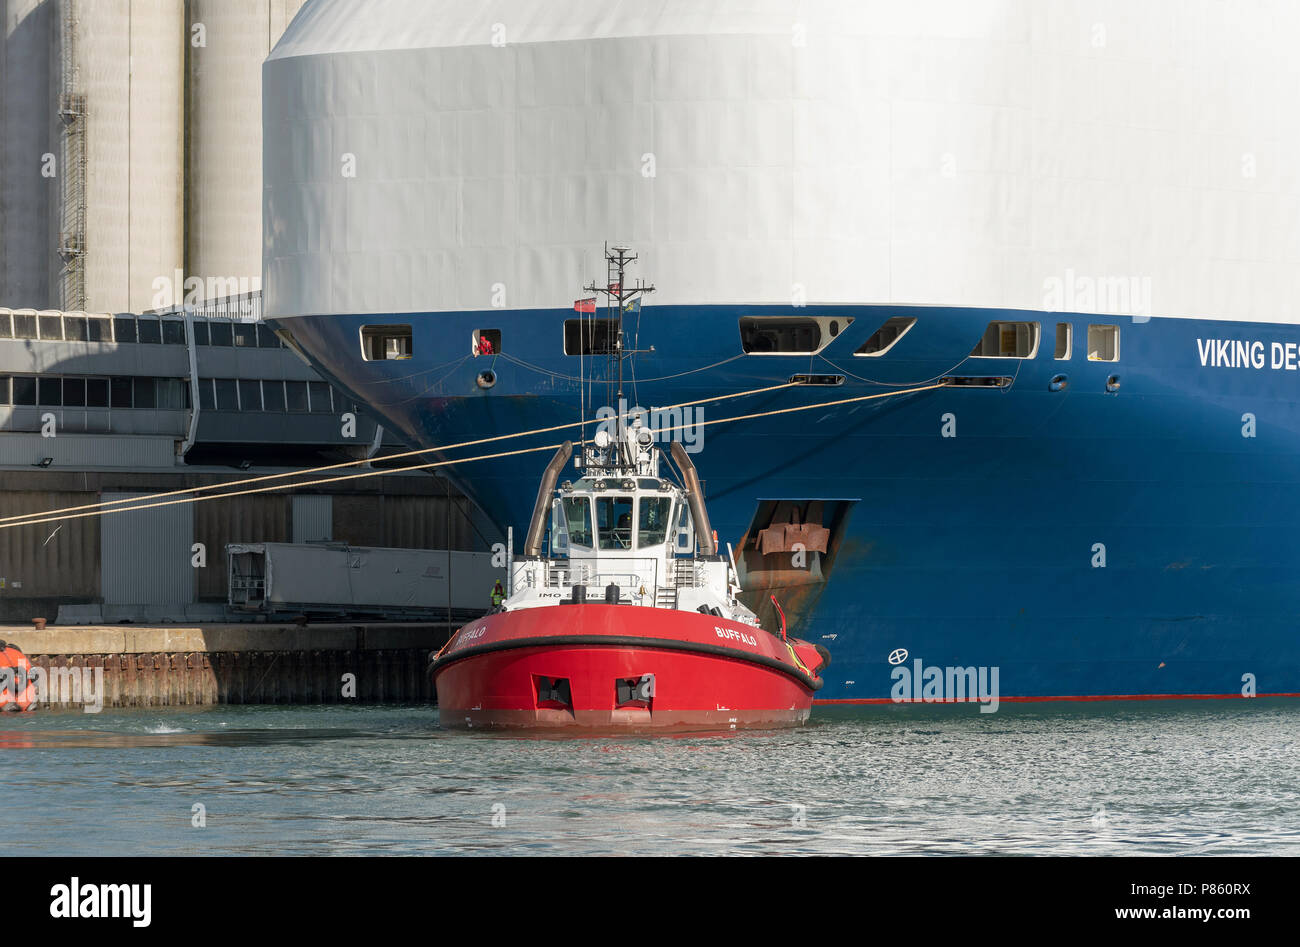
0 640 38 712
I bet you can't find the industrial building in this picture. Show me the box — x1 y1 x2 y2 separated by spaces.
0 296 500 624
0 0 306 313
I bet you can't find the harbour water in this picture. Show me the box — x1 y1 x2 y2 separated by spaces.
3 701 1297 856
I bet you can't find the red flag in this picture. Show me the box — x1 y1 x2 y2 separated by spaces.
574 297 596 313
608 281 620 293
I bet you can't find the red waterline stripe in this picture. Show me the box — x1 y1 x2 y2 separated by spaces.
814 692 1300 705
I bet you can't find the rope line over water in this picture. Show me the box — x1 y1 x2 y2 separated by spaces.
0 381 942 532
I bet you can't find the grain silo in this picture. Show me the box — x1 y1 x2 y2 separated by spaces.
0 0 57 309
75 0 185 314
185 0 306 297
0 0 185 313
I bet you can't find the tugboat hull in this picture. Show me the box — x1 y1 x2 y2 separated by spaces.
430 605 825 731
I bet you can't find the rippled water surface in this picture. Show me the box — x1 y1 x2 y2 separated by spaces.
3 701 1298 855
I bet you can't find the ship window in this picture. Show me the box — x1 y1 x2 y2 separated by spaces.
239 379 263 411
64 316 89 341
13 313 37 339
596 495 634 550
855 316 917 356
214 378 238 410
110 377 132 408
360 324 413 360
192 320 210 345
12 376 36 405
1088 324 1119 361
85 378 108 408
158 378 188 410
63 378 86 407
308 381 332 413
262 380 286 412
113 316 137 343
87 317 111 342
209 321 233 346
161 320 186 345
133 377 156 409
1054 323 1072 359
636 496 673 548
256 324 281 348
971 321 1039 358
38 314 63 341
285 380 308 413
561 496 594 548
233 323 258 348
564 319 618 356
137 318 162 344
472 329 501 356
198 379 216 410
739 316 851 355
38 377 62 406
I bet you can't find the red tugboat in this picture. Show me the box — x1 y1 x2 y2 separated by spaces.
430 426 830 731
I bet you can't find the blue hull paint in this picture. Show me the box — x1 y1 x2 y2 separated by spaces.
270 304 1300 702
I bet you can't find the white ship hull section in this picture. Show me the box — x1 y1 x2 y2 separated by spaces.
264 0 1300 324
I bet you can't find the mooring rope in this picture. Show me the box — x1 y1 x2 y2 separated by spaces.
0 381 942 531
0 381 801 527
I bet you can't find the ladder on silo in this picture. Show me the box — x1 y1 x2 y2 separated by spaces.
57 1 87 311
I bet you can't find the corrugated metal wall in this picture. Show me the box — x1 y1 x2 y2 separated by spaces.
380 494 477 551
291 494 332 542
0 489 99 597
194 494 289 599
100 490 193 605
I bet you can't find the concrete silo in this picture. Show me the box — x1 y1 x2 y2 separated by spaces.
0 0 184 313
0 0 56 309
185 0 306 300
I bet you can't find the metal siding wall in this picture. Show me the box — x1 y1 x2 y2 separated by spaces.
291 494 332 542
379 494 474 550
193 494 289 599
0 433 178 467
100 491 193 605
0 490 99 596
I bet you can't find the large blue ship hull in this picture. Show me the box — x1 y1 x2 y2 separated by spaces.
270 304 1300 703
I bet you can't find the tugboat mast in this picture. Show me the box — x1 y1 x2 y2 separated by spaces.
583 244 655 424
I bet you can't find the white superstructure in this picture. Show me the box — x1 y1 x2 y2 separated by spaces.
263 0 1300 324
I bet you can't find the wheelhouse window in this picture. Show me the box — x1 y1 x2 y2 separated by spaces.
472 328 501 356
560 496 593 549
596 495 634 550
1088 324 1119 361
855 316 917 356
564 318 618 355
971 321 1040 358
1054 323 1072 359
739 316 851 355
361 324 412 360
637 496 673 548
